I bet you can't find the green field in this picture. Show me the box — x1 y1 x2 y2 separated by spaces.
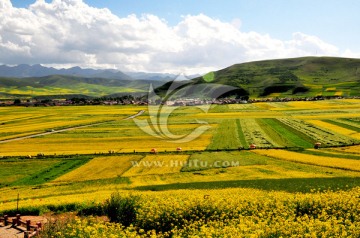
1 100 360 237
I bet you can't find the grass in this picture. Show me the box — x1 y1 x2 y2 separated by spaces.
207 119 241 150
256 118 289 147
192 57 360 98
260 118 314 148
279 118 357 146
0 158 59 187
240 118 276 148
202 71 215 82
235 119 248 148
12 157 92 186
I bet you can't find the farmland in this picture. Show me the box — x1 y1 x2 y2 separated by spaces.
1 99 360 237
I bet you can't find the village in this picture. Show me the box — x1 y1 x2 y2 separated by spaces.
0 95 357 107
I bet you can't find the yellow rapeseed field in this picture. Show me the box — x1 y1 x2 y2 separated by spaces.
253 149 360 171
295 113 360 119
227 104 257 110
335 91 343 96
331 145 360 155
122 154 189 176
54 155 144 182
192 111 282 119
308 119 360 140
283 99 360 110
14 187 360 237
0 130 212 156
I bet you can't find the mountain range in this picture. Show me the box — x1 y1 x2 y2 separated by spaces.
0 64 182 81
0 64 187 99
1 56 360 99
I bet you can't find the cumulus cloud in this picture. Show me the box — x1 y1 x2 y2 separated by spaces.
0 0 355 74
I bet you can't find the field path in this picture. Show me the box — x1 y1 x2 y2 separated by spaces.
0 110 145 144
123 110 145 120
0 225 24 238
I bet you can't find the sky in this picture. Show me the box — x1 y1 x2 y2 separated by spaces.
1 0 360 74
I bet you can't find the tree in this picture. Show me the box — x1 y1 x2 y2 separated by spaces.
13 99 21 105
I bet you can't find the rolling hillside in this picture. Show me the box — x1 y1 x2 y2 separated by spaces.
2 57 360 99
157 56 360 98
0 75 165 99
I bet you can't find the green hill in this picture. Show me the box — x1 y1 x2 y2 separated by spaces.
0 75 164 99
158 57 360 98
2 57 360 99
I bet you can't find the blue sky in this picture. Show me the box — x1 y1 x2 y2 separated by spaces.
3 0 360 73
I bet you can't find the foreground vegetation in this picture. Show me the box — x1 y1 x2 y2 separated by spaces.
32 188 360 237
1 99 360 237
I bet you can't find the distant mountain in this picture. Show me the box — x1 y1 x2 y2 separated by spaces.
0 64 133 80
0 75 165 99
3 57 360 99
0 64 203 82
126 71 201 81
156 56 360 98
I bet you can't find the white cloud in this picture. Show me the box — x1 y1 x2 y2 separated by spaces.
0 0 357 74
341 49 360 59
231 18 242 29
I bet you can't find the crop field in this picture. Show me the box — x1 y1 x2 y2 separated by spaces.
1 99 360 237
0 106 211 156
181 151 267 172
332 144 360 155
310 119 360 140
240 118 280 148
122 154 189 177
0 158 59 185
278 118 358 146
0 106 140 141
207 119 242 150
254 149 360 171
54 155 144 182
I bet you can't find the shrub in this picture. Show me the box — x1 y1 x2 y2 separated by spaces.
77 202 104 216
104 192 140 226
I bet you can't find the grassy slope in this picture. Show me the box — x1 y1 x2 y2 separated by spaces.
0 75 165 98
192 56 360 98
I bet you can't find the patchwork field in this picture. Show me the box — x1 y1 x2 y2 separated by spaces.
1 99 360 237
